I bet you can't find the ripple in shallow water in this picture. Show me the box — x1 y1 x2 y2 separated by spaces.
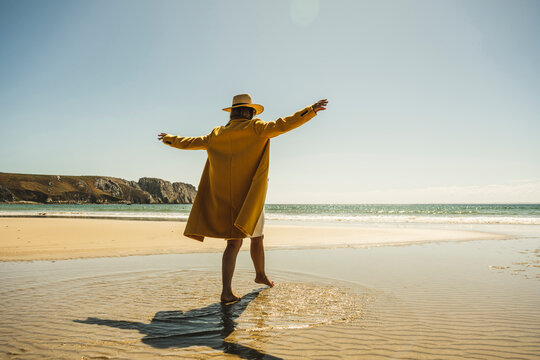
238 282 365 331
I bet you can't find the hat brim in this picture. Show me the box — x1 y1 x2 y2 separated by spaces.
222 103 264 115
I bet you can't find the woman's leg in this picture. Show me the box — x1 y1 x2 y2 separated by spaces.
221 239 243 302
250 235 274 287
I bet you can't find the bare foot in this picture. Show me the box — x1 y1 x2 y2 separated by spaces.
255 274 274 287
221 293 240 304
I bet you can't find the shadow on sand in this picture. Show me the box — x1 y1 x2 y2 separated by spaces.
74 288 282 359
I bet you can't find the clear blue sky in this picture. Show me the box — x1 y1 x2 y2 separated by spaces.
1 0 539 203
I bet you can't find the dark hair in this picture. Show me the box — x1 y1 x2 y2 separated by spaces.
230 106 255 120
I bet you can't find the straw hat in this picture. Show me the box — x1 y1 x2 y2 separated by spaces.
222 94 264 115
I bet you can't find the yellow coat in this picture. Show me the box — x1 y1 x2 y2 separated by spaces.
163 105 317 241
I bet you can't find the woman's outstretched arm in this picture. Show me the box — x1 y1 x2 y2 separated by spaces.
253 99 328 138
157 132 209 150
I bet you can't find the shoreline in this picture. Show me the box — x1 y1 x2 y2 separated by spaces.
0 214 189 221
0 217 511 262
2 212 539 226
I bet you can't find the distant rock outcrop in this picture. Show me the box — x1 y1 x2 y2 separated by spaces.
0 185 15 202
94 178 123 198
138 177 197 204
0 172 197 204
173 181 196 204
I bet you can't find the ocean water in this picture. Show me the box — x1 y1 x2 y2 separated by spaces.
1 203 539 225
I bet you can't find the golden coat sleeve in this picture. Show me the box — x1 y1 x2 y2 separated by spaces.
162 134 209 150
253 106 317 138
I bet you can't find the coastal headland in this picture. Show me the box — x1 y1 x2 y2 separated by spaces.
0 172 196 204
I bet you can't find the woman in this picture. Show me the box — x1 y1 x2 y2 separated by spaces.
158 94 328 303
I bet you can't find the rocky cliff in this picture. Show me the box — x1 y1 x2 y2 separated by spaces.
0 172 197 204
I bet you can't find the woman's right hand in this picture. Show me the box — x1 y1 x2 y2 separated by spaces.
312 99 328 113
157 133 167 141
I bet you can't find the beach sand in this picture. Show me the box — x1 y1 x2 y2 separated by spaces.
1 218 539 359
0 217 509 261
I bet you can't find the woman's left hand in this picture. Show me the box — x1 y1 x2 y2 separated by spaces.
157 132 167 141
312 99 328 113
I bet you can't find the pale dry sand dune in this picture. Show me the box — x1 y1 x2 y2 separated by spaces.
0 217 508 261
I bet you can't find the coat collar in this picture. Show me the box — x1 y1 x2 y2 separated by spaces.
226 118 251 126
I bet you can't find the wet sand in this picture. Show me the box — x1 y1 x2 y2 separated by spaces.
0 217 509 261
1 235 539 359
0 219 539 359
